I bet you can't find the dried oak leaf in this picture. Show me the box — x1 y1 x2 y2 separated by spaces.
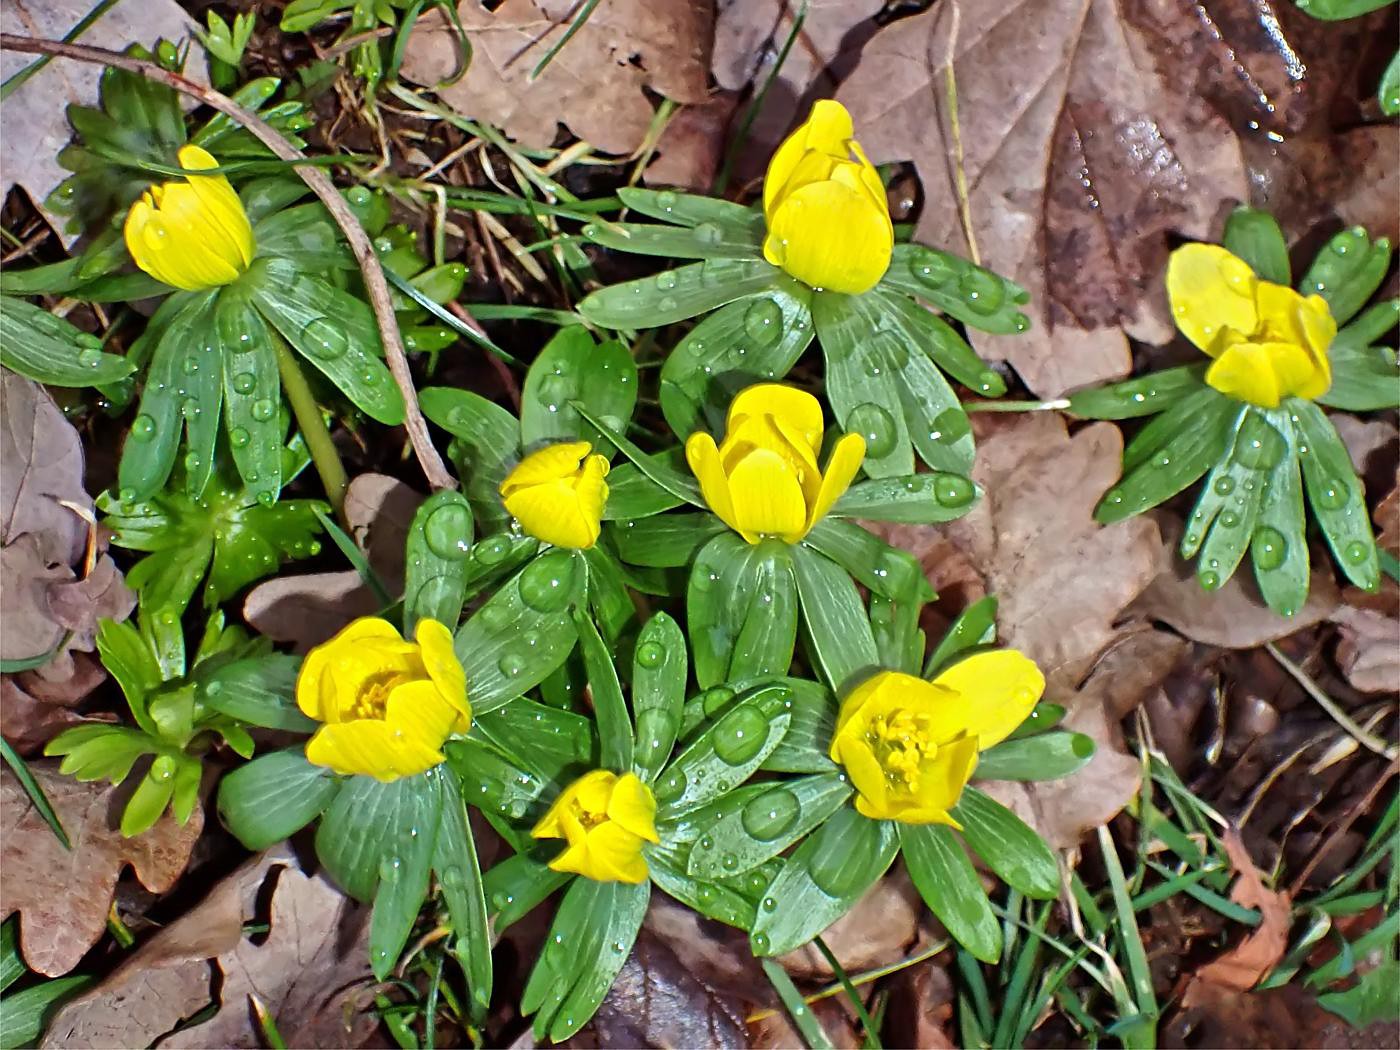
1 762 202 977
1 654 114 757
41 847 376 1050
1331 485 1400 695
837 0 1257 398
644 89 742 191
1 369 87 566
404 0 711 155
243 473 418 650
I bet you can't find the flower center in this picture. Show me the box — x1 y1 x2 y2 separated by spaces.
568 797 608 830
864 709 939 793
349 671 409 720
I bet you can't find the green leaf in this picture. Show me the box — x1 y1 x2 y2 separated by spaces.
1380 49 1400 115
571 402 704 506
217 747 341 849
647 845 764 929
954 786 1060 898
250 258 404 424
94 619 162 734
444 737 559 827
656 683 795 817
683 773 852 879
572 608 632 771
688 534 797 688
582 544 634 642
121 755 181 836
0 918 24 994
804 519 931 601
216 291 283 500
1096 389 1238 524
1317 959 1400 1026
631 613 688 781
365 772 443 980
868 286 1006 394
474 700 596 785
1251 427 1310 617
755 677 838 773
584 219 763 261
254 202 350 271
616 187 763 230
44 725 159 785
520 327 637 448
435 770 493 1016
975 732 1096 781
481 852 571 934
1222 207 1290 285
924 596 998 678
658 288 815 438
1294 401 1380 590
198 653 313 731
749 806 899 956
1321 301 1400 411
578 257 793 329
900 822 1002 962
403 491 475 636
880 244 1031 335
1005 702 1066 741
1069 364 1210 421
1182 409 1280 590
1293 0 1392 20
1299 226 1391 325
0 296 134 386
791 542 879 692
522 878 650 1042
0 973 92 1049
602 456 688 520
611 512 724 567
420 387 520 532
454 550 583 713
830 472 979 524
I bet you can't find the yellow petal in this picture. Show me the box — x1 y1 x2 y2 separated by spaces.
727 448 809 543
585 822 651 883
830 672 893 759
686 432 741 535
414 618 469 728
606 772 660 843
571 769 617 815
297 617 404 720
1293 293 1335 398
177 146 254 269
763 178 893 294
502 473 607 550
1166 244 1258 353
305 720 442 781
531 789 570 840
728 383 825 454
384 679 461 753
1205 341 1283 408
499 441 591 495
839 736 891 819
931 650 1045 750
807 432 866 530
764 99 856 216
913 735 979 819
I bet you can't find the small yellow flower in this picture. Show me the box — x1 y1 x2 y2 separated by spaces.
297 617 470 782
762 99 893 295
830 653 1044 826
531 770 659 883
685 383 865 544
1167 244 1334 409
124 144 255 291
500 441 610 549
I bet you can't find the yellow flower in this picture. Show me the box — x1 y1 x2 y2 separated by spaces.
531 770 659 883
499 441 610 549
124 144 255 291
685 383 865 544
1167 244 1334 408
297 617 470 782
829 653 1045 826
762 99 893 295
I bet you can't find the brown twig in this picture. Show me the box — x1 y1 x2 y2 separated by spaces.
0 33 457 492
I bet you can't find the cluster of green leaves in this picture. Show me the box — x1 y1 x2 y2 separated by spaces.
1072 208 1397 617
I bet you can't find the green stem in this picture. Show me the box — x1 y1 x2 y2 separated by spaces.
271 333 348 516
964 398 1072 413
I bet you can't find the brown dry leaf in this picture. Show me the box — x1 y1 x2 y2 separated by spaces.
1 762 202 977
750 998 861 1050
884 961 956 1050
1131 512 1341 649
1182 827 1292 1003
41 847 377 1049
404 0 710 155
1331 486 1400 694
1 654 114 757
778 863 921 980
644 90 742 191
243 473 419 650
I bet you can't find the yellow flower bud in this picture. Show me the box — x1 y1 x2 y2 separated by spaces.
124 144 255 291
761 99 893 295
297 617 470 782
830 653 1044 825
685 383 865 544
1167 244 1334 408
500 441 610 549
531 769 659 883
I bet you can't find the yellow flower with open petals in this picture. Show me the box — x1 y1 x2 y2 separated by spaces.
685 383 864 544
762 99 893 295
124 145 255 292
500 441 610 549
531 770 659 883
829 653 1044 826
297 617 470 782
1167 244 1334 408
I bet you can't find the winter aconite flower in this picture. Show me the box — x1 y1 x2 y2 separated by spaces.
686 383 865 544
1168 243 1334 408
830 652 1044 825
500 441 610 549
123 145 255 291
762 99 893 295
297 617 470 781
531 770 659 883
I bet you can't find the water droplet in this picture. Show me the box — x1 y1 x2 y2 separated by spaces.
181 355 200 375
78 348 104 369
636 640 665 668
1219 509 1240 528
1234 414 1286 470
130 414 156 441
743 298 783 347
1214 476 1236 496
693 221 723 245
741 788 800 841
498 653 525 677
519 553 578 612
711 706 768 765
473 535 513 566
1316 478 1349 510
654 767 686 805
1344 540 1369 564
1252 526 1287 570
424 502 471 560
230 426 251 448
656 191 677 211
658 296 677 311
634 707 677 772
301 317 348 359
655 270 678 291
232 371 256 395
378 856 403 882
846 402 897 458
909 252 957 288
1199 569 1221 590
700 685 735 717
761 896 777 912
250 398 275 422
959 268 1005 314
751 932 771 953
933 474 975 508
